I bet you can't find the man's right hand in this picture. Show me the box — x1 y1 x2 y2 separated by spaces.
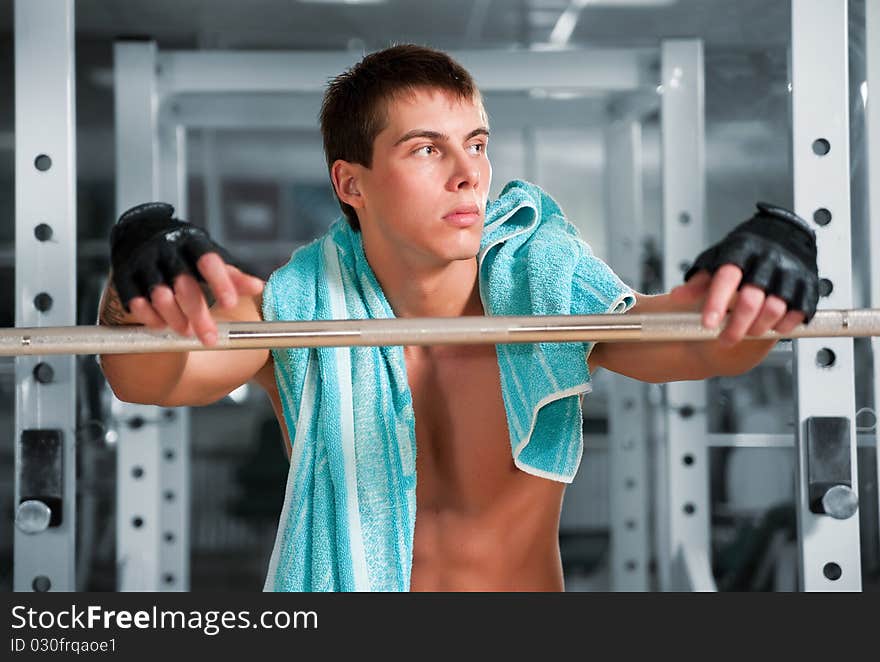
108 202 264 347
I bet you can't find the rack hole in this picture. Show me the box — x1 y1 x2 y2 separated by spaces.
812 139 830 156
823 562 842 581
34 154 52 171
34 223 53 241
32 576 51 592
813 208 832 226
33 292 53 313
816 348 836 368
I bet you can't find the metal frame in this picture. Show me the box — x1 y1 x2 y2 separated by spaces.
867 0 880 551
111 43 664 594
156 48 655 96
108 32 870 594
7 0 868 596
113 41 190 592
165 93 611 133
791 0 862 591
658 39 713 591
13 0 78 592
158 120 192 592
604 119 650 590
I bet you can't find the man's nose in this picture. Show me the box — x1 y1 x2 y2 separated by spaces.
448 151 480 190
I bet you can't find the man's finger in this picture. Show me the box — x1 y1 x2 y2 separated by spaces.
718 284 765 346
129 297 166 329
671 270 711 305
174 273 218 346
197 252 237 309
150 284 191 336
746 294 788 338
774 310 806 336
701 264 743 329
227 265 265 295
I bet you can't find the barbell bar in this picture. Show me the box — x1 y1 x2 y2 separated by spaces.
1 309 878 357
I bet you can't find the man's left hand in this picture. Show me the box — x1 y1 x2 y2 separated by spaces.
670 267 805 347
666 202 819 347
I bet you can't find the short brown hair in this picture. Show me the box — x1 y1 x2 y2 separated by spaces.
320 44 481 230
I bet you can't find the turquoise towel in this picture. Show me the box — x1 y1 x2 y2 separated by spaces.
262 179 635 592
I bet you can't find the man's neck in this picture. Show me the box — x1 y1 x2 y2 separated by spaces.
362 238 482 319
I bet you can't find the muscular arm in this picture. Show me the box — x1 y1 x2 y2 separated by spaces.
98 279 269 407
587 290 778 383
589 202 814 384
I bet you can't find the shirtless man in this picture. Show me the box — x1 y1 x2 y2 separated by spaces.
98 45 817 591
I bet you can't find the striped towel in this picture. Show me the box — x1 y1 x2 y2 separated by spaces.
262 179 635 591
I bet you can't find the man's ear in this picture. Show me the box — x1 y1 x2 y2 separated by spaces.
330 160 365 210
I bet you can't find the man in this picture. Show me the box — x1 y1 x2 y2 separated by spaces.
99 45 817 591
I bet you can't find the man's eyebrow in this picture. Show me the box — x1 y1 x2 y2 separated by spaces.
394 127 490 146
465 127 491 141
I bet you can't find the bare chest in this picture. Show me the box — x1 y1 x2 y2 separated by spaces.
404 344 521 512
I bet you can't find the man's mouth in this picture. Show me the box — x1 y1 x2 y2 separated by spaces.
442 203 481 228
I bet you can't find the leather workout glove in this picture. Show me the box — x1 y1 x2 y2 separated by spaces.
683 202 819 323
110 202 239 312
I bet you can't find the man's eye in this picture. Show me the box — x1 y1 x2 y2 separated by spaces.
414 145 436 156
469 143 486 154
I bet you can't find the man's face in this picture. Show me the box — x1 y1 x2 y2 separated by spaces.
354 87 492 267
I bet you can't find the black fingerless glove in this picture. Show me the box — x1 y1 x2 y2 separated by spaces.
109 202 238 312
684 202 819 322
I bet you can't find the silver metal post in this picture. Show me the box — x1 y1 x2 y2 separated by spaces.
113 40 165 592
791 0 862 591
659 39 712 592
605 119 650 591
866 0 880 567
13 0 78 593
157 117 191 592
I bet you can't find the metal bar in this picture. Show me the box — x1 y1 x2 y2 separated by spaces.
1 310 877 356
659 38 709 592
162 92 608 132
113 40 164 592
201 129 225 246
707 433 876 448
791 0 862 591
605 119 649 591
157 117 191 593
13 0 78 593
156 49 655 97
866 0 880 567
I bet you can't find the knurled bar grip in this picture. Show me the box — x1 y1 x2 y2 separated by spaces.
1 309 878 357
